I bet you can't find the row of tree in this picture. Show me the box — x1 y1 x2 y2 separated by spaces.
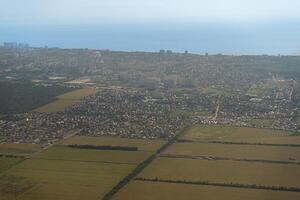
67 144 138 151
136 177 300 192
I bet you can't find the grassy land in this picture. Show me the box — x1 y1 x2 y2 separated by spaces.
62 136 165 152
112 180 300 200
112 125 300 200
33 146 152 165
0 136 164 200
138 157 300 188
200 86 229 96
0 143 41 156
0 158 22 174
249 118 274 128
34 88 97 113
3 158 135 200
246 82 274 98
0 143 42 174
182 125 293 143
164 142 300 162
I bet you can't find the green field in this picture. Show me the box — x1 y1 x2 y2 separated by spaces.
62 135 165 152
164 142 300 162
0 158 22 174
113 125 300 200
0 143 41 156
34 88 97 113
138 157 300 188
182 125 294 143
34 146 152 164
0 136 164 200
249 118 274 128
112 180 300 200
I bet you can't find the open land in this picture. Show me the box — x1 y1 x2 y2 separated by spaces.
112 180 300 200
138 157 300 188
182 125 296 143
0 136 164 200
115 126 300 200
34 88 98 113
163 142 300 162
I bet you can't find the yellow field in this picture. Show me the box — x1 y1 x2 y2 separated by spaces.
62 136 165 152
164 142 300 162
138 157 300 188
112 181 300 200
182 125 295 144
0 143 41 156
34 88 97 113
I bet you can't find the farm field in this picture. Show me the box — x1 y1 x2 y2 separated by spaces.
34 146 152 164
182 125 296 144
112 180 300 200
34 87 97 113
138 157 300 188
2 158 134 200
249 118 274 128
0 157 22 174
0 143 41 156
0 136 163 200
62 135 165 152
163 142 300 162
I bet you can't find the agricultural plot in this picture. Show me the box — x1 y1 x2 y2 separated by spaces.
112 180 300 200
246 82 274 98
0 158 21 174
138 157 300 188
62 135 165 152
0 143 41 156
163 142 300 162
33 146 152 165
249 118 274 128
182 125 295 144
34 87 97 113
0 136 164 200
2 158 134 200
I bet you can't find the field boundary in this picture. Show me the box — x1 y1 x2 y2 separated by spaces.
159 154 300 165
177 139 300 147
135 178 300 193
31 157 138 165
101 124 192 200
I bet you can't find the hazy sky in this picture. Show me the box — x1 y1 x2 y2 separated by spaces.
1 0 300 24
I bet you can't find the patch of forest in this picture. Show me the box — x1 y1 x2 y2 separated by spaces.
0 81 74 114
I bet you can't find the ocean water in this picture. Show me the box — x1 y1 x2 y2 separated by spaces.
0 22 300 55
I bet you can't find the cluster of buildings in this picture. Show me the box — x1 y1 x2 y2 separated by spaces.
64 89 192 139
3 42 29 49
0 86 299 145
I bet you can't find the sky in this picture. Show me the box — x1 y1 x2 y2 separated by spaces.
0 0 300 54
1 0 300 24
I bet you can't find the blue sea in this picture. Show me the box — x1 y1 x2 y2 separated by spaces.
0 22 300 55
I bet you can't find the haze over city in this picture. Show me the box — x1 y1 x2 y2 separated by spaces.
1 0 300 54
